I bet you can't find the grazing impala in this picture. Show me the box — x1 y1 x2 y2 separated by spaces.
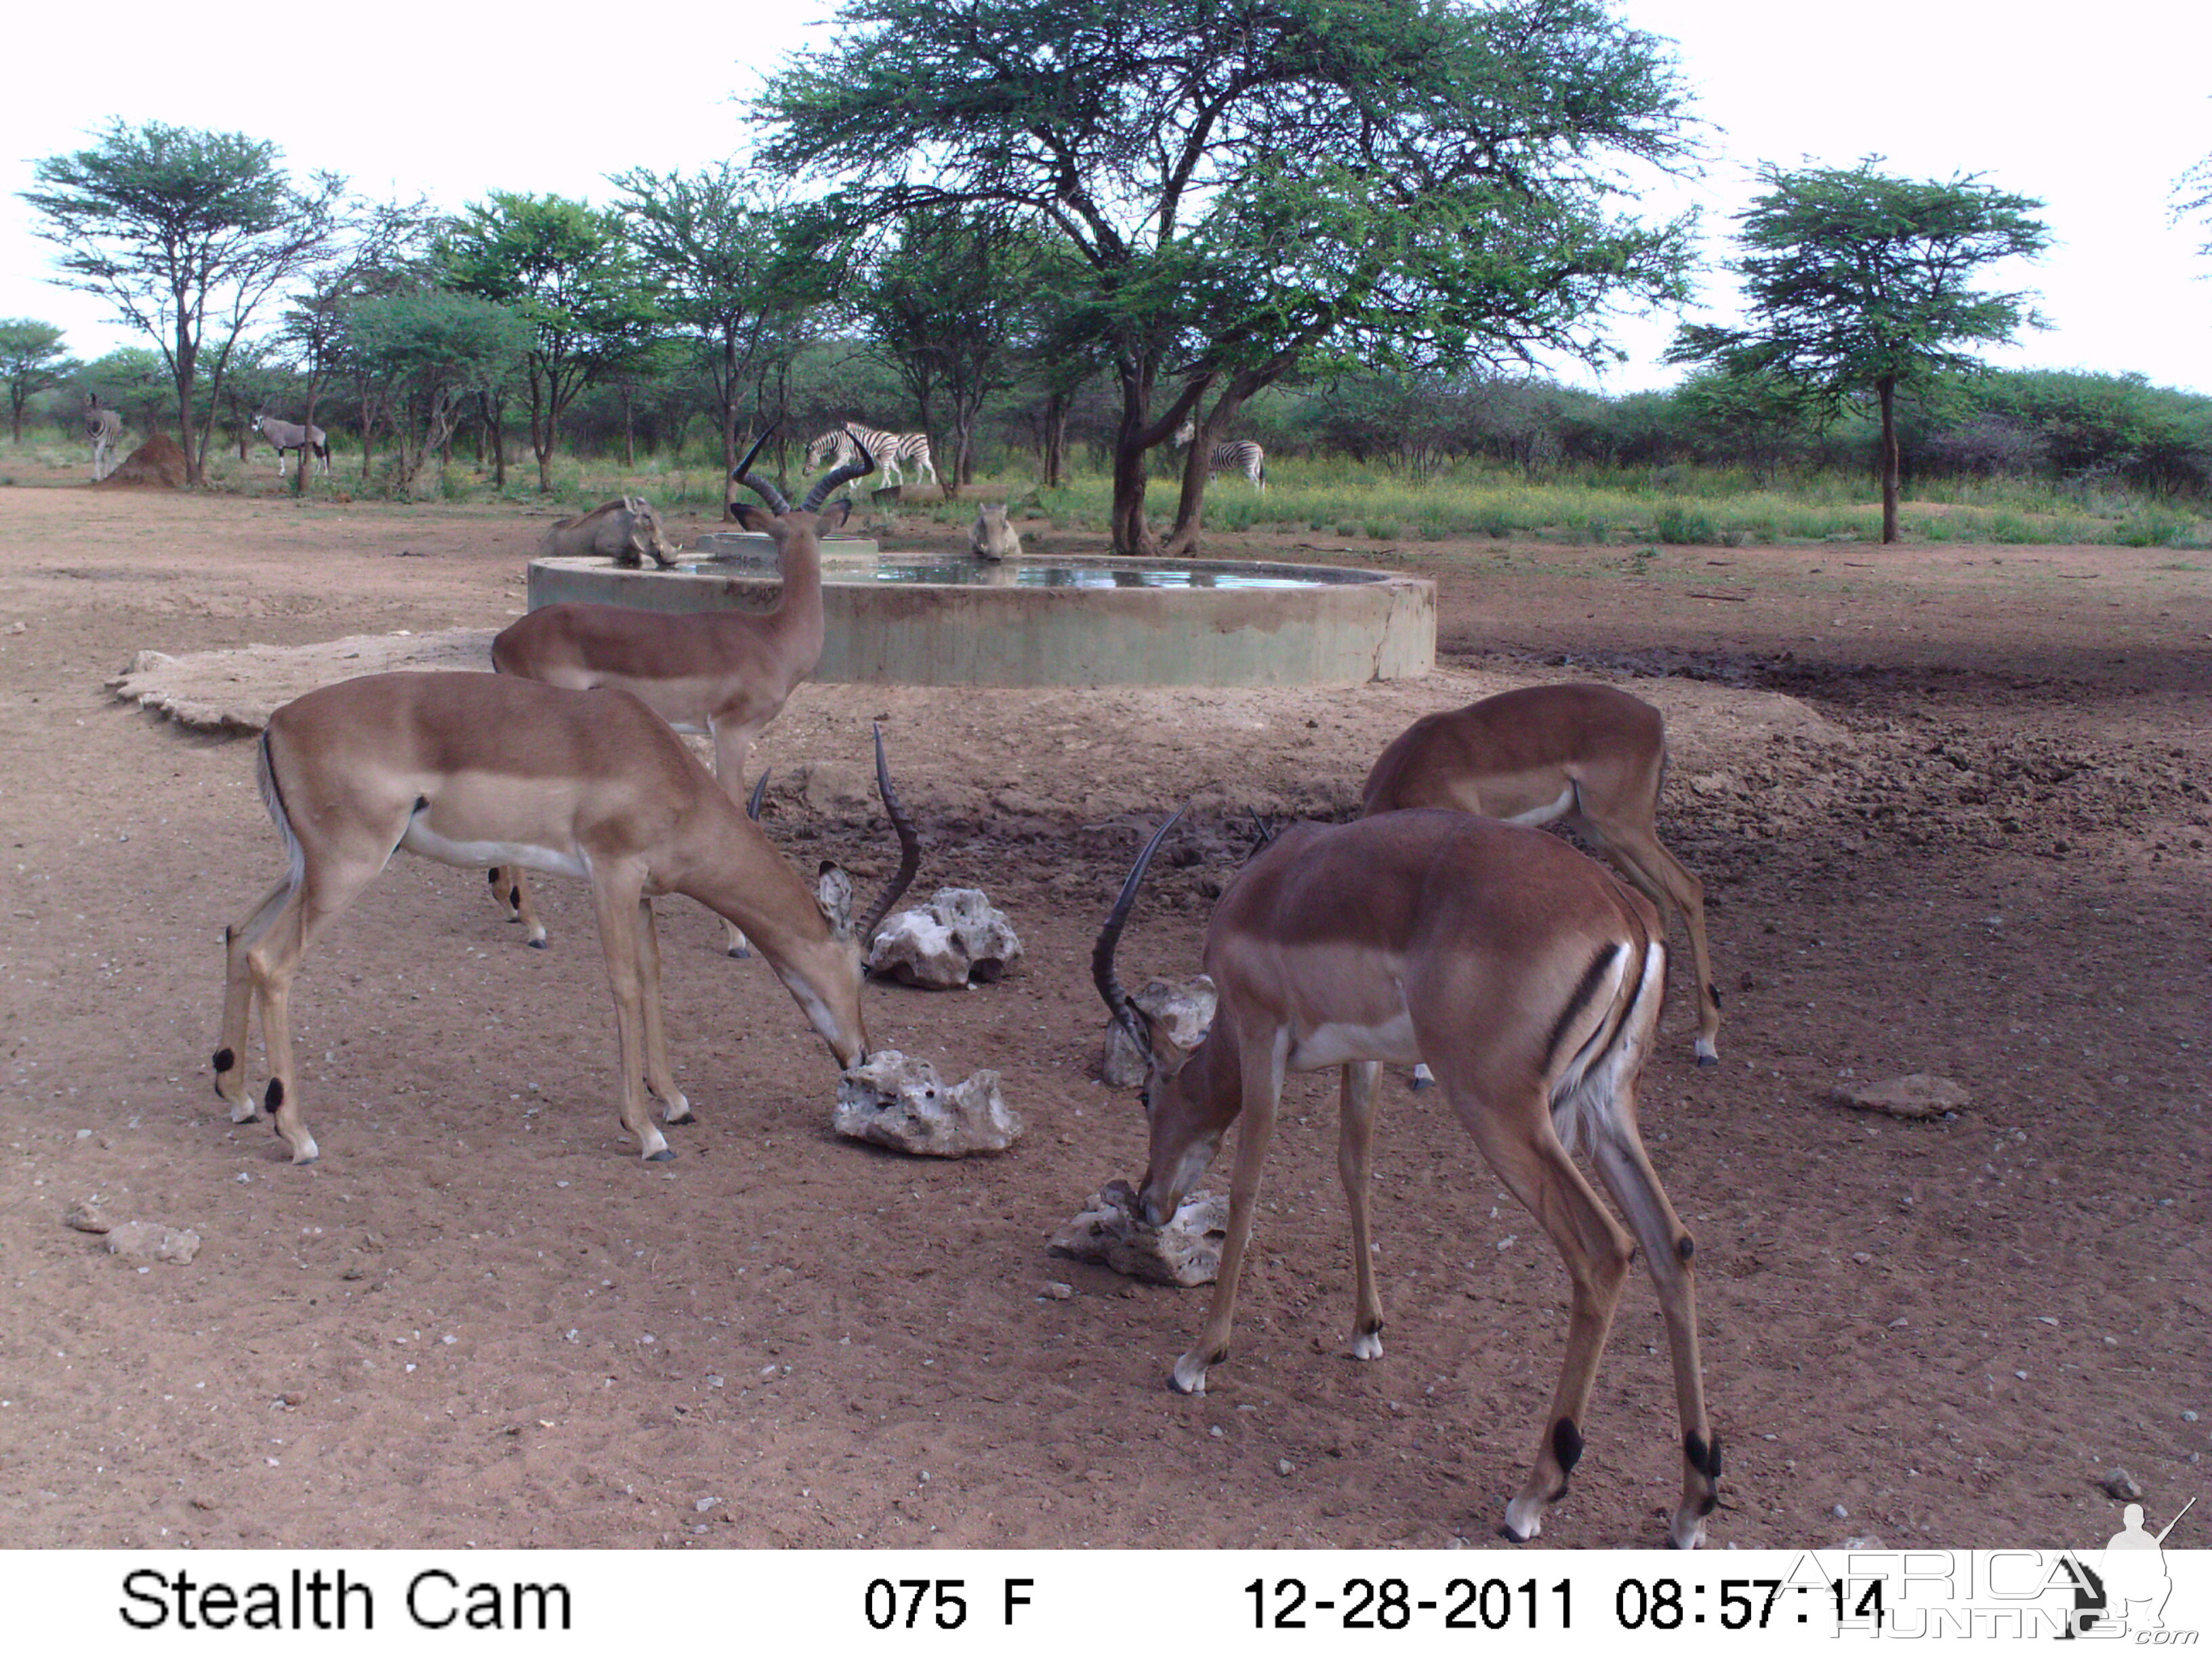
213 676 919 1166
1362 683 1721 1065
486 428 871 956
1094 807 1722 1549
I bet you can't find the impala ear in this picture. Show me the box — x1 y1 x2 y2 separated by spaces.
818 497 853 530
816 861 857 939
733 502 775 534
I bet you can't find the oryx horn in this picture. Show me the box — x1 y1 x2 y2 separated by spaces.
857 721 922 945
732 426 790 514
1091 806 1187 1037
802 428 876 513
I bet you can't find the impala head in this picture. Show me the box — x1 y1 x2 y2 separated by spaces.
1092 806 1235 1226
776 723 921 1073
733 426 873 537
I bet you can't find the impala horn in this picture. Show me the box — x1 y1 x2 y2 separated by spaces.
802 430 875 514
1091 806 1187 1042
857 722 922 946
746 771 770 821
733 426 790 514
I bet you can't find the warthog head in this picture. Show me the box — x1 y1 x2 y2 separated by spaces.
613 495 680 568
968 504 1021 562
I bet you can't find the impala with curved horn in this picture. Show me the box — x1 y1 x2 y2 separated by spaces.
1094 807 1723 1548
487 426 874 955
213 674 920 1166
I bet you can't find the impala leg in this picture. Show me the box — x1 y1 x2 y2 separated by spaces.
241 855 382 1165
1338 1061 1386 1359
216 878 293 1122
1590 1118 1719 1549
589 874 672 1161
709 721 762 958
1171 1054 1282 1395
1576 814 1720 1065
1454 1093 1634 1544
488 864 548 947
634 897 691 1124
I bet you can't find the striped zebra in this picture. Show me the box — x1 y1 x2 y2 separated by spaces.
805 422 936 490
85 394 123 481
1174 420 1266 491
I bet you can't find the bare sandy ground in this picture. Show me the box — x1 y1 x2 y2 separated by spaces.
1 483 2207 1551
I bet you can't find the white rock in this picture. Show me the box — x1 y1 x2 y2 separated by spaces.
105 1221 201 1265
1101 975 1218 1086
867 888 1025 989
833 1050 1021 1156
1049 1181 1227 1287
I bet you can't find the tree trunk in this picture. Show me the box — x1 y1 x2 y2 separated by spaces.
291 377 323 499
1162 392 1247 558
1041 392 1068 489
1878 376 1900 545
1108 354 1159 554
622 384 635 469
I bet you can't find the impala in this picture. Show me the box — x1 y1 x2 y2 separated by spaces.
1094 806 1722 1548
486 427 870 956
213 676 919 1166
1361 682 1721 1065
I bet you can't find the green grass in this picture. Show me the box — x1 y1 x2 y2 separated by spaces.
7 432 2209 550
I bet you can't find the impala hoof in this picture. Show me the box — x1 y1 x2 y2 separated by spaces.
726 947 751 960
645 1146 677 1162
1351 1328 1384 1361
1409 1063 1436 1091
527 937 549 951
227 1099 260 1125
661 1096 695 1125
1168 1353 1210 1395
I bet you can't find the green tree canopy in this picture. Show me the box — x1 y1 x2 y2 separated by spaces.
1668 159 2049 541
759 0 1698 552
20 121 346 483
856 209 1041 493
342 290 530 495
610 165 834 514
0 319 79 443
441 192 663 491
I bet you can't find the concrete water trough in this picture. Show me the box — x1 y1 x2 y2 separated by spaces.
525 539 1434 688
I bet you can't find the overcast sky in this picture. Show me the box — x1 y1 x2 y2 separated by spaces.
3 0 2207 396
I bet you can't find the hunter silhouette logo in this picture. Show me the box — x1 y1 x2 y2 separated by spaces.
2057 1494 2195 1640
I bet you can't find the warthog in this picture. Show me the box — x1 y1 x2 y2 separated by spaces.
968 503 1021 562
540 496 680 568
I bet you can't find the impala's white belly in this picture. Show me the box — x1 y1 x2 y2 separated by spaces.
399 820 588 880
1288 1008 1421 1070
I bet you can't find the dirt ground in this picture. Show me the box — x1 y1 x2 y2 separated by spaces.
1 483 2207 1552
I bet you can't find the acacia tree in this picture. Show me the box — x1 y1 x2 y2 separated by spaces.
0 320 78 442
21 121 345 484
855 209 1038 493
441 193 662 491
342 291 529 497
760 0 1696 553
277 197 433 496
610 165 833 516
1668 160 2049 544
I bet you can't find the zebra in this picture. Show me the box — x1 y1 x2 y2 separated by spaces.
805 422 936 490
1174 419 1266 491
251 411 331 478
85 394 123 481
